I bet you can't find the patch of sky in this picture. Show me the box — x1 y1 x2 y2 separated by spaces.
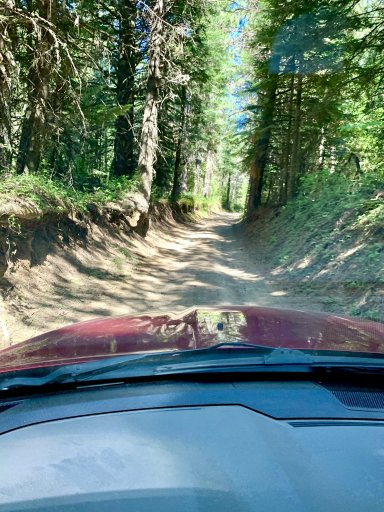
225 2 249 131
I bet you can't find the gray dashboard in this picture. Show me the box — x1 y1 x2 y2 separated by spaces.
1 380 384 511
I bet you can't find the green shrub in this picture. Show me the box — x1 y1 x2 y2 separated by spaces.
0 173 138 213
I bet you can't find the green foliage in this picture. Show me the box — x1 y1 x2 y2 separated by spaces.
260 172 383 322
178 192 223 214
241 0 384 213
0 174 138 213
1 0 247 211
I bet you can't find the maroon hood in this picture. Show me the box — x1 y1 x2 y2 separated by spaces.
0 307 384 373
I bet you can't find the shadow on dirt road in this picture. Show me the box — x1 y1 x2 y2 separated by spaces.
2 212 324 345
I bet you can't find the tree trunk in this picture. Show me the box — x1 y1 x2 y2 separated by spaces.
171 85 187 201
179 161 189 195
137 0 165 204
225 174 231 210
193 157 202 195
203 148 215 198
287 74 303 199
16 0 55 174
318 127 326 169
266 172 274 205
0 0 16 172
280 73 295 205
246 75 278 220
113 0 137 178
348 153 362 175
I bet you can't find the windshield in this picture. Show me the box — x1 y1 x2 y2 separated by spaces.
0 0 383 368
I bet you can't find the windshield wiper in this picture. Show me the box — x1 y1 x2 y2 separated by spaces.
2 345 384 392
0 354 153 391
154 347 316 375
0 345 304 391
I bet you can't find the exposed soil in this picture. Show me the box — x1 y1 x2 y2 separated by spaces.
1 212 325 347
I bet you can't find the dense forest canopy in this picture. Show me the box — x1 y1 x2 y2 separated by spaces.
0 0 383 215
242 0 384 219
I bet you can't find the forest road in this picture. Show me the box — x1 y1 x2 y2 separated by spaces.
130 211 321 312
4 212 323 345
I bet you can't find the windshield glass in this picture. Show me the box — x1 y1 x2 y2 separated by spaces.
0 0 383 369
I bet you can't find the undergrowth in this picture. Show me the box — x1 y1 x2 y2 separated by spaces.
257 171 384 322
0 174 139 213
177 193 223 214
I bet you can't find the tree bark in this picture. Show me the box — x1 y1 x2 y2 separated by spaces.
225 174 231 210
348 153 362 175
203 147 215 198
0 0 16 172
287 74 303 199
318 127 326 169
171 85 188 201
246 75 278 220
193 157 202 195
280 73 294 205
113 0 137 178
16 0 55 174
137 0 165 204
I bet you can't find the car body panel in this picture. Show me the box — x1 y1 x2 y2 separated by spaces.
0 306 383 373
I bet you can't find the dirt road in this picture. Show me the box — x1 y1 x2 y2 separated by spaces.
2 212 322 345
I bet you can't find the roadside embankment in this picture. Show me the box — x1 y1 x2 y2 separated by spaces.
246 177 384 322
0 178 196 346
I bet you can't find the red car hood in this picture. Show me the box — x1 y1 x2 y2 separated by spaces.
0 306 383 373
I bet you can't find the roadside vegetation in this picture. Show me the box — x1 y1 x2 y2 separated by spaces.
250 172 383 321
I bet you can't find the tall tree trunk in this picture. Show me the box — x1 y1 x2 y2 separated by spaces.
193 157 202 195
179 161 189 195
17 0 55 174
0 0 16 172
246 75 278 220
171 85 187 201
225 174 231 210
280 73 295 205
48 57 71 178
287 74 303 199
266 172 274 205
318 127 326 169
138 0 165 204
203 147 215 198
113 0 137 178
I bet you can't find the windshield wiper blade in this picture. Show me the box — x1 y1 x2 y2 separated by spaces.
65 344 280 383
0 354 154 391
204 342 273 350
0 346 306 390
0 366 78 391
154 348 315 375
3 346 384 392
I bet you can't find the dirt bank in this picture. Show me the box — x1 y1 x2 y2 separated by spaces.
1 212 326 346
246 201 384 322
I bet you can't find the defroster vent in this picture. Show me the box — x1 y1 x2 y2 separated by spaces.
328 389 384 410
